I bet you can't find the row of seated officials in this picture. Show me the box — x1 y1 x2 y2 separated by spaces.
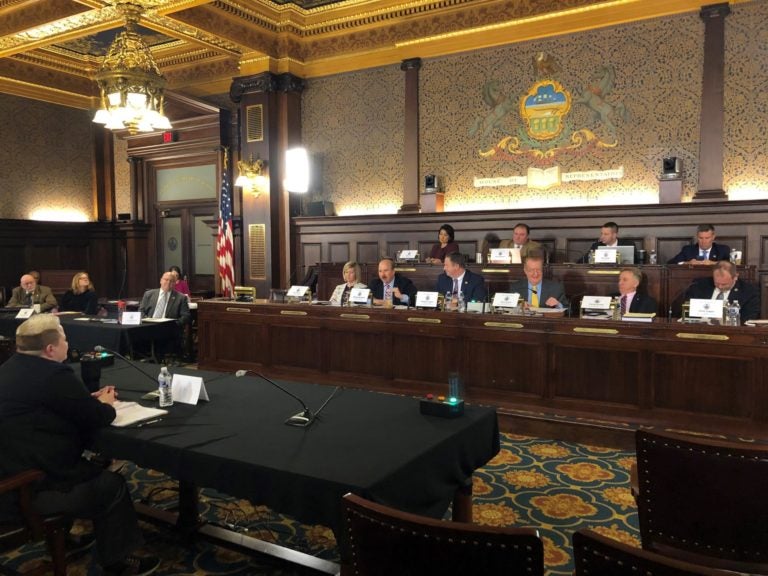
330 244 760 323
3 268 191 325
427 221 736 265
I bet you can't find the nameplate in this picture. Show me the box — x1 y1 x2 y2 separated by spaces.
484 321 524 329
466 301 486 313
15 308 34 319
225 307 251 313
688 298 723 319
339 313 370 320
587 269 621 275
408 317 441 324
398 249 418 260
676 332 729 341
482 268 512 274
489 248 512 264
573 327 619 335
580 296 612 309
280 310 307 316
594 248 617 263
349 288 370 305
415 291 439 308
172 374 210 405
287 285 309 298
492 292 520 308
121 311 141 325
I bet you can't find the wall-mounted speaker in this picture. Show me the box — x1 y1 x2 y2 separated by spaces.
661 157 682 179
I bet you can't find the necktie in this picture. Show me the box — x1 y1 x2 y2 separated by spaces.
531 287 539 307
620 295 627 315
716 290 724 300
383 283 392 302
452 278 459 296
153 291 167 318
26 292 33 306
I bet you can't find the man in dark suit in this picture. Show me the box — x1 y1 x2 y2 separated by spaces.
436 252 487 305
368 257 418 306
509 251 567 309
668 224 731 265
616 268 657 314
577 221 635 263
683 261 759 323
8 273 58 312
139 272 191 325
0 315 159 576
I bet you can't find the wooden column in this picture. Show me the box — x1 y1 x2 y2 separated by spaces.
230 73 305 295
399 58 422 213
694 3 730 202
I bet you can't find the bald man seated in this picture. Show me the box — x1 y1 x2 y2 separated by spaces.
8 273 58 312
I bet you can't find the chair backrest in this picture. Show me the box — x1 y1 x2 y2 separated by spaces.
635 430 768 574
0 469 67 576
341 493 544 576
573 529 735 576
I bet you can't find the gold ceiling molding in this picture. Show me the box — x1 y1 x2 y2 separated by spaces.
142 12 245 55
0 76 93 108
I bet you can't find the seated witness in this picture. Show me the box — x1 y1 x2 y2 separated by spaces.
61 271 99 314
616 268 657 314
577 221 635 263
510 251 567 309
668 224 731 265
168 266 190 297
500 222 542 259
0 315 159 575
369 258 417 306
426 224 460 264
436 252 487 303
139 272 191 325
8 273 58 312
329 261 367 306
683 261 759 323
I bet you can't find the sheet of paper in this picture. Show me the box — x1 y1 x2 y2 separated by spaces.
111 401 167 427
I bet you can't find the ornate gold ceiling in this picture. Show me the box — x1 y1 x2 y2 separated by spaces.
0 0 748 111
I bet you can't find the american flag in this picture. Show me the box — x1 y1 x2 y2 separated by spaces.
216 150 235 297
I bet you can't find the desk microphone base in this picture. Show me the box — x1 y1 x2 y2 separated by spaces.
420 398 465 418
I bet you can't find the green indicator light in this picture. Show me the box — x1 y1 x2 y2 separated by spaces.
448 397 458 404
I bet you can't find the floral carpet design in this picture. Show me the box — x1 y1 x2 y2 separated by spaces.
1 434 638 575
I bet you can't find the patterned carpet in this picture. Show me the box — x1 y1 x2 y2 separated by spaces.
2 433 639 575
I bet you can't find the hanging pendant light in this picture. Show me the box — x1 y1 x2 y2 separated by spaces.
93 1 172 135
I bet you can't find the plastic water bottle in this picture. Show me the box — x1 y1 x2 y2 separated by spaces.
649 250 657 265
725 300 740 326
458 290 465 313
158 366 173 407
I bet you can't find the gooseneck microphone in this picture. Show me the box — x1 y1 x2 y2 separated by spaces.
236 370 312 427
94 345 161 392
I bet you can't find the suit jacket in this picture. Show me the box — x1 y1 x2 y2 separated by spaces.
499 239 542 259
139 288 191 325
509 278 568 308
436 269 487 302
61 289 99 315
668 242 731 264
612 292 657 314
8 285 57 312
368 273 418 305
578 239 636 263
684 277 760 323
0 353 116 490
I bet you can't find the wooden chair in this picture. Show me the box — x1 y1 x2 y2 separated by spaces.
340 492 544 576
634 430 768 574
573 529 735 576
0 470 67 576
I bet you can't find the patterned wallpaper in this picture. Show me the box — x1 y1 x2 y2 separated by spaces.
0 93 94 221
303 4 766 214
302 66 404 215
723 0 768 199
113 135 131 217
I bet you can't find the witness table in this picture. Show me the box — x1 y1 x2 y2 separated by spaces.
94 360 500 572
0 313 179 359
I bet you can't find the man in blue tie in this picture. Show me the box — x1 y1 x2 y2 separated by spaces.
668 224 731 265
436 252 487 303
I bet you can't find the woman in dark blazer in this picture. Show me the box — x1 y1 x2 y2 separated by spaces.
60 271 99 315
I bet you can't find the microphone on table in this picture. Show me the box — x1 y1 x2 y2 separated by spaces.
94 345 160 393
236 370 339 428
236 369 312 427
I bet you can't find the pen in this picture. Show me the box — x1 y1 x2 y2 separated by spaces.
137 418 163 427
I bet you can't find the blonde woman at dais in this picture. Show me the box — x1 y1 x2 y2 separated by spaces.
329 261 367 306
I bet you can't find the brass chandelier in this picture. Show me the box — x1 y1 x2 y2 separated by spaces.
92 1 171 134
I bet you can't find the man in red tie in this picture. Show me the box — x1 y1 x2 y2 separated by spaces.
617 268 657 314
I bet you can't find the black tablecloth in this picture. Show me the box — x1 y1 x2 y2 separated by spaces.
94 361 500 533
0 314 177 355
